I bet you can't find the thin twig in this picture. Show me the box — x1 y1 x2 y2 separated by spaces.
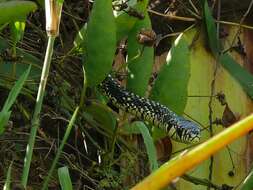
182 174 223 190
158 24 196 43
217 20 253 30
188 0 200 15
148 9 253 30
176 0 202 19
148 9 197 22
188 95 213 98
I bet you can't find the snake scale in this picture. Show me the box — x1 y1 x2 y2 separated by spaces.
99 75 201 144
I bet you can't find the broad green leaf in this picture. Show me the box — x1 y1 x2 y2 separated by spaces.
150 34 190 115
84 103 116 132
75 0 147 53
84 0 116 87
0 1 37 25
58 166 73 190
202 0 253 99
126 11 154 96
3 161 13 190
131 121 158 171
115 0 148 41
3 65 31 111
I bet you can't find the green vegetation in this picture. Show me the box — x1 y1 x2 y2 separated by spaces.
0 0 253 189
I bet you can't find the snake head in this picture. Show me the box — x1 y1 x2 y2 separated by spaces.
171 117 201 144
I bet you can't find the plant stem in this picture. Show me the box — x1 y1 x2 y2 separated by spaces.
21 36 55 187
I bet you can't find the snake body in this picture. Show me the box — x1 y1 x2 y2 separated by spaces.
100 75 200 144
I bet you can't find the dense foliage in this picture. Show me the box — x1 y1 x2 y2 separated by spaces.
0 0 253 189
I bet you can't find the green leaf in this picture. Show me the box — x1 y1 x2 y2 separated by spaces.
115 0 148 41
84 103 116 132
0 1 37 25
58 166 73 190
202 0 219 55
126 11 154 96
0 65 30 134
3 161 13 190
84 0 116 87
74 0 148 54
131 121 158 171
150 34 190 115
2 65 31 111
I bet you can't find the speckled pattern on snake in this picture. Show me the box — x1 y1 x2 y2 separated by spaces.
99 75 201 144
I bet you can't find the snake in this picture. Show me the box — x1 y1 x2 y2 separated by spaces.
99 75 201 144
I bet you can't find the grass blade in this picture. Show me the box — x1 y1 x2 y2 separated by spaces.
2 65 31 111
58 166 73 190
202 0 219 55
3 161 13 190
131 121 158 172
42 106 80 190
0 65 31 134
